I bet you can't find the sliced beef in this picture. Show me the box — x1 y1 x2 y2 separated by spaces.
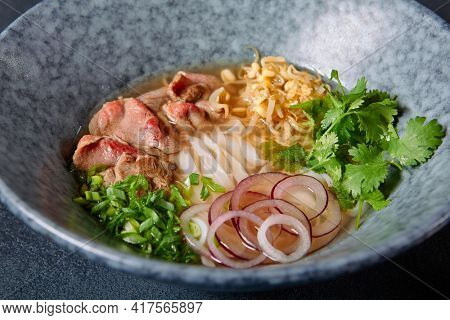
72 135 137 171
73 134 176 189
89 98 178 154
163 101 205 129
137 87 168 112
99 167 116 186
113 153 175 189
162 72 225 128
167 71 222 102
195 100 224 121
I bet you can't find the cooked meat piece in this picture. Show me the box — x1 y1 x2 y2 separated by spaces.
99 167 116 186
195 100 224 121
72 135 137 171
163 101 206 129
167 71 221 102
73 134 176 188
89 98 178 154
137 87 168 112
113 153 176 189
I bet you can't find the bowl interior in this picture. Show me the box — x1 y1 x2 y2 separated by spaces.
0 0 448 289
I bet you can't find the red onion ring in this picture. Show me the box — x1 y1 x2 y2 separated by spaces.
271 174 328 219
208 191 260 260
257 214 311 263
310 190 341 237
309 225 341 253
208 191 232 223
231 172 288 211
207 211 267 268
232 191 272 248
240 199 311 247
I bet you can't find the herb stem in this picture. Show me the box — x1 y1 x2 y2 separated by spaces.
389 161 403 171
355 200 364 229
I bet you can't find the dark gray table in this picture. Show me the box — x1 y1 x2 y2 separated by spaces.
0 0 449 299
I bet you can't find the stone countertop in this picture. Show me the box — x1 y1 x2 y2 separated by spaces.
0 0 448 299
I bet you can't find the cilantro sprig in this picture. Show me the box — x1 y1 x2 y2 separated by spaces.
267 70 444 228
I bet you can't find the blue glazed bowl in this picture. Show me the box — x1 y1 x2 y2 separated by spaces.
0 0 448 290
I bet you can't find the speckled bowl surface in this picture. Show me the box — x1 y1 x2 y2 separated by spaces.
0 0 448 290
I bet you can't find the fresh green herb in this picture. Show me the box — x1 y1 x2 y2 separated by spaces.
265 70 444 228
179 173 225 201
74 174 199 264
200 176 226 200
388 117 444 166
260 140 307 172
187 173 200 186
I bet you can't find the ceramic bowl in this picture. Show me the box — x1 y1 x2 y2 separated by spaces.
0 0 448 290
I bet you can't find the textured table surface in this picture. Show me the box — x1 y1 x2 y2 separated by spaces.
0 0 449 299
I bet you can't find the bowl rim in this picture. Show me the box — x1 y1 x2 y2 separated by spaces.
0 0 449 290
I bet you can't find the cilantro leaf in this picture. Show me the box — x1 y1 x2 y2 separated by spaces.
364 89 391 105
260 140 307 172
308 132 342 180
331 181 356 210
333 114 357 143
309 132 339 164
361 189 390 211
388 117 444 166
355 99 398 142
321 107 345 130
290 98 329 136
322 157 342 182
343 144 389 196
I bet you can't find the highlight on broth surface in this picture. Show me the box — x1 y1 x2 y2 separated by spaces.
71 52 444 268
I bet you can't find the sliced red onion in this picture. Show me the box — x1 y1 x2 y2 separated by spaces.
239 191 268 208
231 172 287 210
240 199 311 247
301 169 333 188
180 203 211 257
257 214 311 263
208 191 232 224
237 207 281 250
271 174 328 219
310 190 341 237
309 224 340 253
271 229 301 255
200 256 216 267
207 211 267 268
232 191 270 247
208 191 260 260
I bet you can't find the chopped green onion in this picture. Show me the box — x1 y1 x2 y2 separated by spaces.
200 184 209 200
73 197 88 205
74 174 198 264
91 200 110 213
91 191 101 202
85 191 93 201
120 232 147 244
189 221 202 239
188 173 200 185
90 175 103 186
139 218 154 233
155 198 175 212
